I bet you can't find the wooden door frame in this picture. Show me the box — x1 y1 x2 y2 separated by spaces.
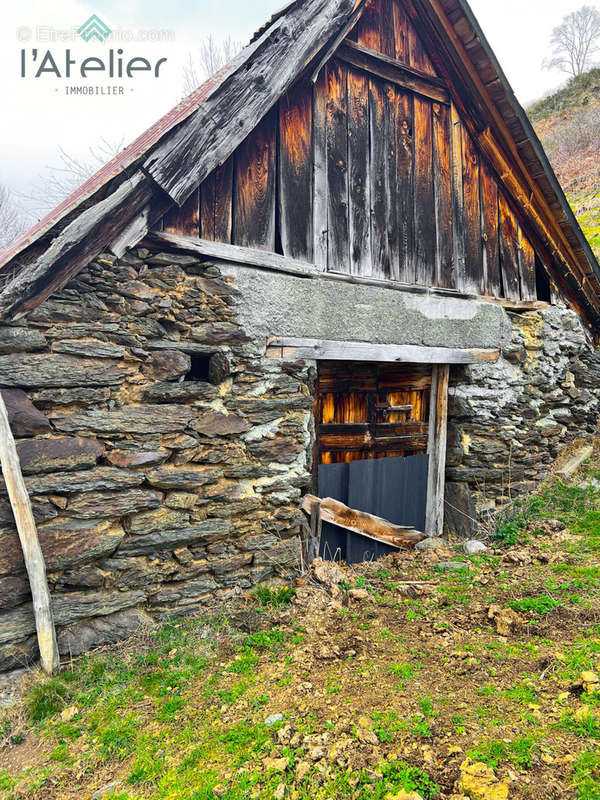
425 364 450 538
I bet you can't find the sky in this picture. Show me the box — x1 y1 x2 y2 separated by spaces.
0 0 593 222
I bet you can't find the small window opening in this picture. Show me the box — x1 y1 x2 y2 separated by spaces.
535 256 552 303
185 354 211 382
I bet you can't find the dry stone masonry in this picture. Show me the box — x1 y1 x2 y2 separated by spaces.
0 244 599 670
0 247 312 670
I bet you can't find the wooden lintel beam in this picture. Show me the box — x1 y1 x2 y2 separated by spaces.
266 337 500 364
337 40 450 105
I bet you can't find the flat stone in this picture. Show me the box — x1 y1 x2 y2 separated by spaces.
444 482 477 539
106 449 168 468
247 436 304 464
190 322 249 345
0 389 50 436
146 465 222 490
16 436 104 474
126 507 190 535
165 492 198 510
0 327 47 354
120 280 161 302
149 576 218 604
435 561 470 572
191 411 251 438
57 608 155 658
0 497 57 526
0 589 145 645
8 466 144 495
415 537 448 551
143 381 219 403
462 540 488 555
146 339 215 355
146 350 191 381
0 519 124 576
31 387 111 407
0 575 30 609
119 519 232 555
265 713 284 726
208 352 231 384
147 251 200 266
27 300 118 324
67 489 162 519
212 553 253 575
0 354 136 388
52 405 195 434
51 340 126 359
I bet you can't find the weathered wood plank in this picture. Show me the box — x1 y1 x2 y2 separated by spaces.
233 109 277 250
326 61 350 271
480 160 501 297
396 90 415 283
499 192 521 302
266 337 500 364
519 227 537 301
279 79 313 261
408 16 436 76
450 104 466 292
425 364 449 537
337 40 449 105
379 0 396 57
163 188 200 236
354 0 381 51
0 394 59 675
369 79 398 279
462 126 483 294
200 158 233 243
347 68 372 276
144 0 365 206
313 72 329 270
392 0 409 62
433 102 453 288
414 97 436 285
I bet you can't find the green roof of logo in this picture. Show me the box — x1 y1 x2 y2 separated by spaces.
78 14 111 43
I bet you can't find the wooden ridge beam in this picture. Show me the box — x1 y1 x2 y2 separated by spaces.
337 40 450 104
266 337 500 364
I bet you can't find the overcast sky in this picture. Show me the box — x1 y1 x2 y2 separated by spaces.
0 0 593 221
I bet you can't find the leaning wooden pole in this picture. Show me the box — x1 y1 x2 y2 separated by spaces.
0 394 59 675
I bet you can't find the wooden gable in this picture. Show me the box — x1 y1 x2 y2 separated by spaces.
160 0 551 304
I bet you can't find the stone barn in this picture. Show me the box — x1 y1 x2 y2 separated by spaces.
1 0 600 670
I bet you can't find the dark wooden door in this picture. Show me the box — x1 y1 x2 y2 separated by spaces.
314 362 432 464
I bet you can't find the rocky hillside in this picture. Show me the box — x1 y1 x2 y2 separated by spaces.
529 69 600 261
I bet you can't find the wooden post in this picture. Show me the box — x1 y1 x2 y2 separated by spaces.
0 394 59 675
425 364 450 538
308 500 322 563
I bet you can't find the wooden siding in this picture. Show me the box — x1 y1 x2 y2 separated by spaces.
161 0 547 304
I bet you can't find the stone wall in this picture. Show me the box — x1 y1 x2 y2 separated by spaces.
1 242 599 671
0 246 313 671
445 306 600 538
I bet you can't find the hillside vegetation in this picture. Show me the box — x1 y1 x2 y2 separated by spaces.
529 69 600 260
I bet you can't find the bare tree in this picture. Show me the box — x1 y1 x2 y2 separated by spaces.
182 35 243 95
0 185 27 251
21 138 124 219
543 5 600 77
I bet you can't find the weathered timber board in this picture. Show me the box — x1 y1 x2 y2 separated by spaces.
279 79 313 261
433 101 453 288
519 226 537 301
369 79 398 279
414 97 436 285
462 126 483 294
233 108 277 250
348 68 372 276
326 60 350 271
163 188 199 236
396 89 415 283
499 191 521 302
481 160 501 296
200 158 233 243
313 72 329 270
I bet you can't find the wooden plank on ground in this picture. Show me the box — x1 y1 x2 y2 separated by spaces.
519 227 537 301
347 68 372 276
266 337 500 364
414 97 436 285
425 364 449 538
0 394 59 675
462 126 483 294
480 160 501 296
279 79 313 261
499 191 521 302
200 158 233 242
433 102 453 288
233 109 277 250
326 61 350 271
